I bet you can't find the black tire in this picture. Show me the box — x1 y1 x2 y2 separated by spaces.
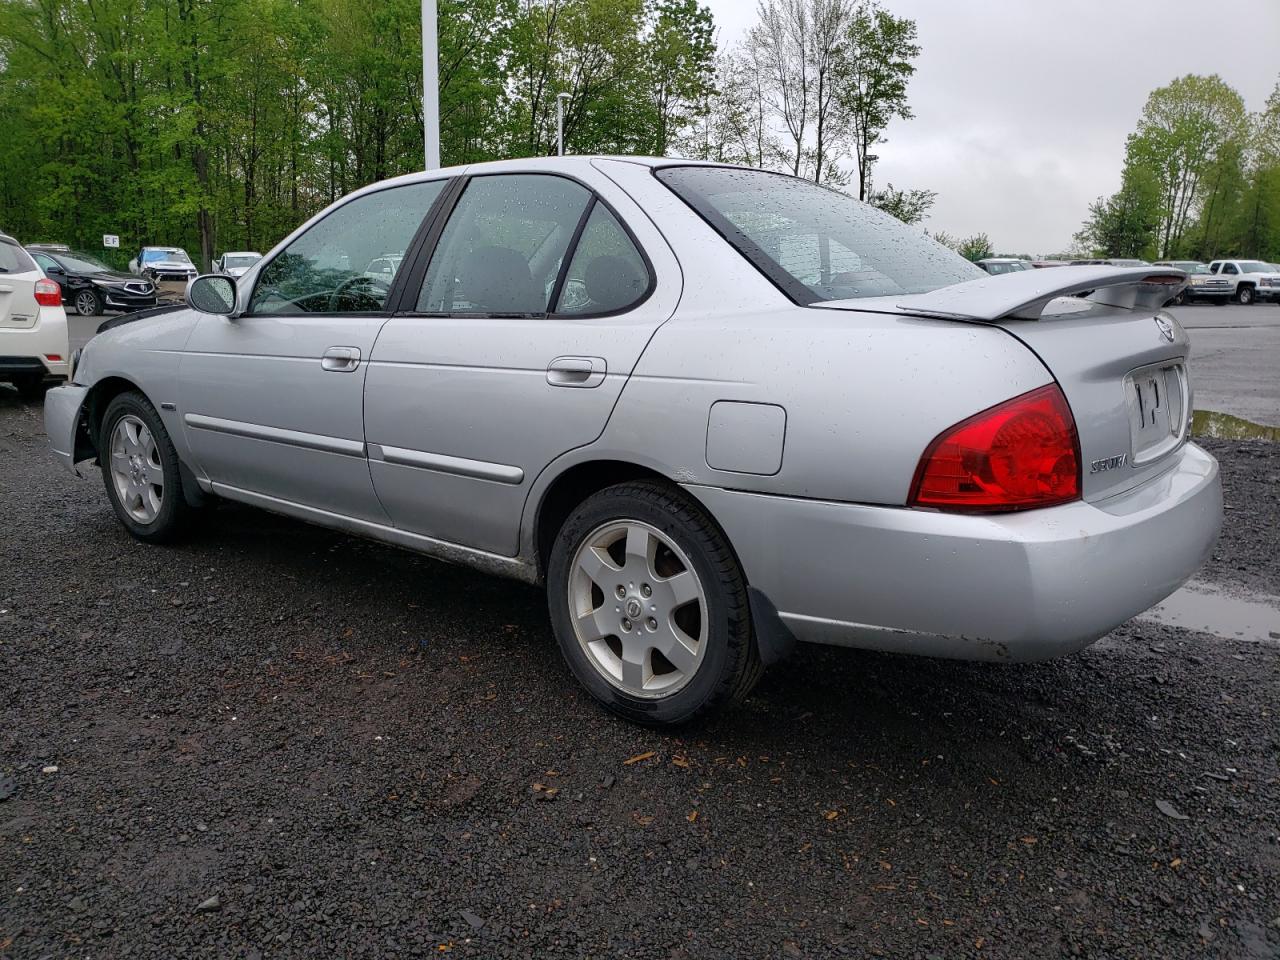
547 480 762 726
13 374 46 401
74 288 102 316
1235 285 1254 305
98 391 197 543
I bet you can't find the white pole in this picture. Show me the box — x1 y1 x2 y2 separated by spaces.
556 93 571 156
422 0 440 169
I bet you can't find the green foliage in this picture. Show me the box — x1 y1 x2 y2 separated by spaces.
1120 74 1248 258
1082 73 1280 263
1073 165 1163 259
0 0 716 265
867 182 934 225
838 1 919 201
955 233 992 262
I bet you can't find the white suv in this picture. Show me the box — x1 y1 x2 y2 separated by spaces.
0 233 69 400
1207 259 1280 305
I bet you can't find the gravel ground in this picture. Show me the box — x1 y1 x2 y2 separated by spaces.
1 391 1277 960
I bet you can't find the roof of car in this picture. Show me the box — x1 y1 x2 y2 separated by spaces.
978 257 1028 264
221 251 261 257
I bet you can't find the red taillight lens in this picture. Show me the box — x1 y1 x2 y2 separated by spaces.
34 278 62 307
909 384 1081 512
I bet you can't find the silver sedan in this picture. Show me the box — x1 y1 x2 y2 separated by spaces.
44 157 1222 725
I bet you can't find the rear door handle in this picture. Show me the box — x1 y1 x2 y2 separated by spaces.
322 346 361 372
547 356 606 388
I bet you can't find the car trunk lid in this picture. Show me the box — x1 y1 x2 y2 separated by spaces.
0 270 41 330
815 266 1193 503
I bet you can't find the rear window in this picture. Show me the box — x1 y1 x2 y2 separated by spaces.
655 165 980 304
0 237 37 273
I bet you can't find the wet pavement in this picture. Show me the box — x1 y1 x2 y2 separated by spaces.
1168 302 1280 428
1140 580 1280 645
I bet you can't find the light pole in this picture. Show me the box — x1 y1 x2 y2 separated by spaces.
556 93 571 156
421 0 440 169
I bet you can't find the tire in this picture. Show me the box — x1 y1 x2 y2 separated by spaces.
1171 291 1185 306
547 480 762 726
1235 285 1254 305
74 288 102 316
98 391 196 543
13 374 46 401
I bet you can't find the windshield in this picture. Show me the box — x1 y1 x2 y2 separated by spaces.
985 261 1028 275
143 249 191 263
55 251 113 272
1237 261 1271 274
655 166 980 304
224 255 260 269
1187 263 1210 275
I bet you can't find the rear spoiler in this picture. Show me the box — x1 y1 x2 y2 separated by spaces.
815 265 1186 322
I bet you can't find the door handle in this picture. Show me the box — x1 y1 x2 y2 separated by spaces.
321 346 361 372
546 356 606 388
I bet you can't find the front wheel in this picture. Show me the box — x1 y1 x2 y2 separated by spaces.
1236 285 1254 305
99 392 197 543
74 289 102 316
547 481 761 726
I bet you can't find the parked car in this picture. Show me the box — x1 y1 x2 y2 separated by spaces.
43 157 1222 725
215 251 262 278
1153 261 1230 305
1206 259 1280 305
129 246 198 285
26 241 71 253
363 254 404 283
27 247 158 316
1 233 68 399
976 257 1033 275
1030 260 1070 268
1101 258 1150 267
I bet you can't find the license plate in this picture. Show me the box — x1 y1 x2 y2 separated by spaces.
1126 363 1186 464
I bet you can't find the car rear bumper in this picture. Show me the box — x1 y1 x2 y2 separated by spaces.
688 442 1222 662
44 383 90 474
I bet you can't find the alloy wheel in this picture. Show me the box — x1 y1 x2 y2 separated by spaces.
568 519 708 698
75 291 98 315
109 414 163 523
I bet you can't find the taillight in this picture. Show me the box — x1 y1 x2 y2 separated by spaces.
909 384 1080 512
34 278 61 307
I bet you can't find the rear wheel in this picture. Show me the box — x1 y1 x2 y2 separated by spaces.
1235 285 1254 305
547 481 761 725
74 289 102 316
99 392 196 543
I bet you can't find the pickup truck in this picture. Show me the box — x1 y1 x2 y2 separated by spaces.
1206 259 1280 305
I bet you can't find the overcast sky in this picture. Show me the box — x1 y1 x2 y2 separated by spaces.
701 0 1280 254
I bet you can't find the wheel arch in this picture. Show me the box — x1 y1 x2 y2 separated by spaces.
531 458 673 577
82 375 148 456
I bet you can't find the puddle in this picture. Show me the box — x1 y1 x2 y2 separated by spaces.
1139 580 1280 643
1192 410 1280 442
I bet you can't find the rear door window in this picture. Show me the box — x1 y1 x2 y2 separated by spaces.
553 203 650 315
415 174 592 316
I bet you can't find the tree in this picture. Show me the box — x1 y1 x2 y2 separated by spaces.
836 1 919 201
645 0 716 155
955 233 993 262
1124 74 1247 258
1073 165 1163 259
868 182 934 224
